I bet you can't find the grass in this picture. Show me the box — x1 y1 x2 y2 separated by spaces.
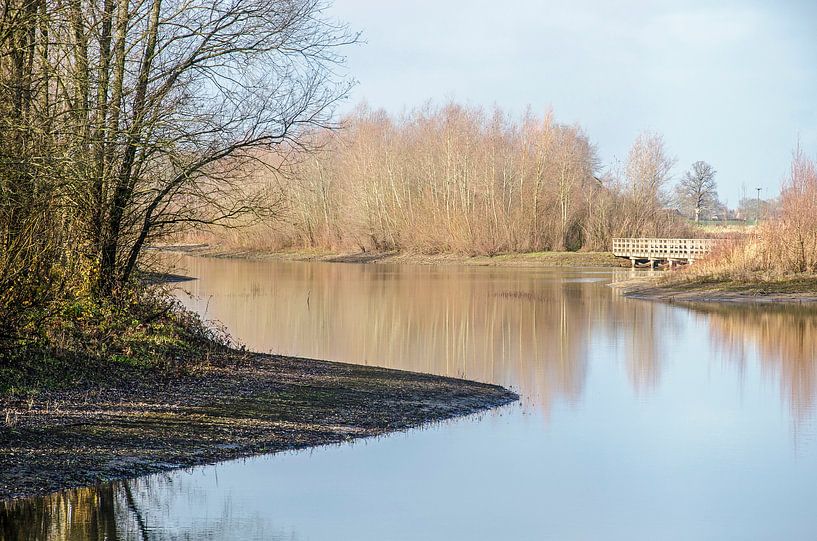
158 243 627 268
662 272 817 295
488 251 622 266
0 286 231 397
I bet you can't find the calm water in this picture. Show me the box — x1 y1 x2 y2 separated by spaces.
4 256 817 540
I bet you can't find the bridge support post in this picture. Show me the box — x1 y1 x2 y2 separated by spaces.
630 257 636 268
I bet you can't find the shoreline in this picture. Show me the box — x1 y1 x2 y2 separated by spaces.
151 244 627 268
611 275 817 304
159 244 817 304
1 352 517 502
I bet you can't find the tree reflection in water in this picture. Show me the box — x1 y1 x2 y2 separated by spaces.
175 257 690 419
2 482 125 541
690 302 817 423
6 263 817 538
1 473 276 541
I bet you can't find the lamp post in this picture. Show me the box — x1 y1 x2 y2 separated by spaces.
756 187 761 225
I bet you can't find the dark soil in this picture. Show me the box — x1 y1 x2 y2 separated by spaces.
0 352 516 502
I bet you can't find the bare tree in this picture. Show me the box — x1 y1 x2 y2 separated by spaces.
685 145 817 277
624 131 675 205
214 103 614 255
621 131 677 236
93 0 357 293
677 161 717 221
0 0 357 297
779 145 817 272
184 106 696 257
0 0 76 335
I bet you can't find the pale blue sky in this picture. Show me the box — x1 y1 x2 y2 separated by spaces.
328 0 816 205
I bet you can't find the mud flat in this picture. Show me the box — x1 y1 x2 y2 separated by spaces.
1 353 517 501
612 275 817 304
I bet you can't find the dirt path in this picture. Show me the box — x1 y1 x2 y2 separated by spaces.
0 353 516 501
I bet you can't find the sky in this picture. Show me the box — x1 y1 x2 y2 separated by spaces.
327 0 816 206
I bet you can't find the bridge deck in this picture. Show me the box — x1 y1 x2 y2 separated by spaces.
612 238 718 263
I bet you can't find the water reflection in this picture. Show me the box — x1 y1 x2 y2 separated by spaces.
171 256 817 421
2 483 128 541
1 474 289 541
172 257 687 416
689 302 817 422
6 259 817 540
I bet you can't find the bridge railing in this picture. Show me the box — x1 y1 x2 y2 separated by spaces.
612 238 719 260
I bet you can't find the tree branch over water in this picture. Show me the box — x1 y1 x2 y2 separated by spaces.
0 0 357 309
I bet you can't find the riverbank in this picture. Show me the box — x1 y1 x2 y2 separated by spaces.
0 351 516 501
153 244 626 268
612 274 817 304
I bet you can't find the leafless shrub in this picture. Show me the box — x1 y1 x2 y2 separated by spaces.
194 105 694 255
0 0 356 331
677 145 817 281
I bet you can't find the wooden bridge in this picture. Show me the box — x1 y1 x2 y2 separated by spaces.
612 238 719 268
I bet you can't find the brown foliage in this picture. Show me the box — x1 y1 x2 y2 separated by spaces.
680 146 817 280
0 0 353 339
196 104 692 255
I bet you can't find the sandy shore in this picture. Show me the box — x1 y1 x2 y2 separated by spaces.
0 353 516 501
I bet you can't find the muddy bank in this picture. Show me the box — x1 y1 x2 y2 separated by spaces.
152 244 626 268
0 353 517 501
611 276 817 304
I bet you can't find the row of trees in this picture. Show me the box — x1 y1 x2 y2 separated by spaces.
238 104 695 255
0 0 353 337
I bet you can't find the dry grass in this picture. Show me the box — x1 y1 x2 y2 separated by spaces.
176 103 694 257
665 148 817 288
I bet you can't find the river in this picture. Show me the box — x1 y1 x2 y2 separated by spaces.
4 255 817 540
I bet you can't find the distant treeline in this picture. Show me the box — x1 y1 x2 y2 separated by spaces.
209 103 693 254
